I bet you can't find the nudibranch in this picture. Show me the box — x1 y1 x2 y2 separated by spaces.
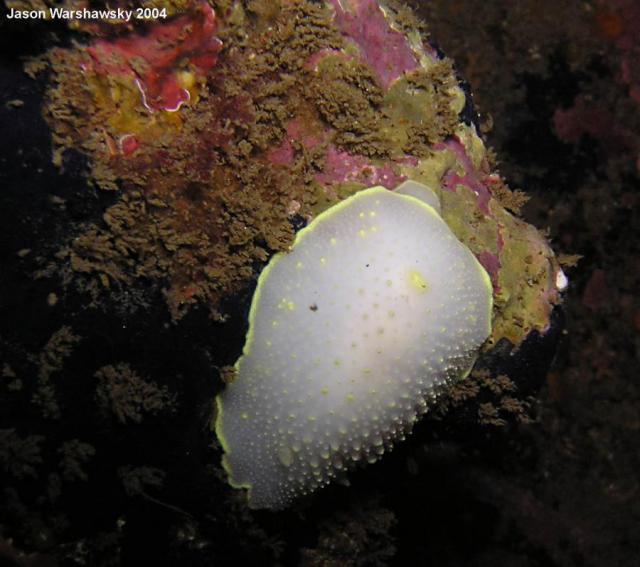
215 186 492 509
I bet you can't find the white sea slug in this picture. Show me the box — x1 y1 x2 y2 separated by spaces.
215 185 493 509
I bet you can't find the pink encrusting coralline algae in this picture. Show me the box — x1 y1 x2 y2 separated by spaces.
438 137 493 215
314 146 415 188
328 0 420 88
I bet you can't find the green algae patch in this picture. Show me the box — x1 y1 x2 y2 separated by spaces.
307 181 369 218
490 203 560 346
383 61 462 158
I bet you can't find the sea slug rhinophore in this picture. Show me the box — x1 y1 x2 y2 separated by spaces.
215 186 493 509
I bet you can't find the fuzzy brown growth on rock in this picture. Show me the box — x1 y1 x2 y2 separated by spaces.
32 326 81 419
0 429 44 480
435 370 534 426
301 497 397 567
94 363 176 425
57 439 95 482
40 0 464 323
309 56 389 157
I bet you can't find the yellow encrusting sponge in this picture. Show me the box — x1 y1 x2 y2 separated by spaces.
215 186 492 509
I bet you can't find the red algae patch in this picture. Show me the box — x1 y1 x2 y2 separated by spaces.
85 1 222 113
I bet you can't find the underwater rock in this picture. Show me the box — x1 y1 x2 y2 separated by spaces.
39 0 567 508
